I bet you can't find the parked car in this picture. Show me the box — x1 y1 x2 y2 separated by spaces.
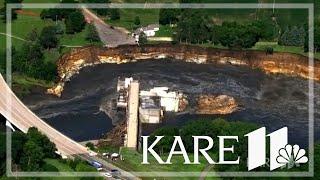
90 161 103 169
111 169 120 176
103 172 112 178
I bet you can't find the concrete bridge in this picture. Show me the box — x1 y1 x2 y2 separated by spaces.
0 74 90 156
0 74 138 179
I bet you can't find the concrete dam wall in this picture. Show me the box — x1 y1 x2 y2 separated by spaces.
49 44 320 97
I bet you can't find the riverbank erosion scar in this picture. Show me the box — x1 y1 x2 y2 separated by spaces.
47 44 320 97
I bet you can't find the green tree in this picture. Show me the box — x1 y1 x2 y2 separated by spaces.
279 26 305 47
216 22 260 49
27 127 57 158
20 140 44 171
85 142 95 150
251 18 278 41
86 24 100 43
65 10 86 34
138 32 147 46
26 28 39 42
159 9 179 25
109 9 120 20
39 26 59 49
134 16 141 26
149 127 179 153
176 10 212 44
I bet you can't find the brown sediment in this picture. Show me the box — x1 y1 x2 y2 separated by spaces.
48 44 320 97
196 95 238 115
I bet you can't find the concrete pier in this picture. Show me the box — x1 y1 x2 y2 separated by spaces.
126 81 140 149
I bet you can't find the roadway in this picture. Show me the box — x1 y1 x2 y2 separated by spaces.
0 74 89 156
82 8 136 47
0 74 139 179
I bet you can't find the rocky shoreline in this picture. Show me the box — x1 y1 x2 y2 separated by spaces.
48 44 320 97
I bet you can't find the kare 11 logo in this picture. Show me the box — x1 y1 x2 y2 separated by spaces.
141 127 308 171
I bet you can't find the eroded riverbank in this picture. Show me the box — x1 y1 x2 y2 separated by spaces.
48 44 320 97
23 59 320 146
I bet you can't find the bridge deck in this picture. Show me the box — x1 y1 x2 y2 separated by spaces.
0 75 89 156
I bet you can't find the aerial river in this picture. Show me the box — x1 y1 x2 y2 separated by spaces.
22 59 319 146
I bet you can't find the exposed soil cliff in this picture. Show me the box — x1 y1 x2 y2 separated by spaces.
48 44 320 97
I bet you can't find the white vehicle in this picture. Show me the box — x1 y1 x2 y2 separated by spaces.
97 167 103 171
103 172 112 178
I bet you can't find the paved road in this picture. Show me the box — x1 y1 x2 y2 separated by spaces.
0 74 89 156
82 8 136 47
0 74 139 179
78 154 139 180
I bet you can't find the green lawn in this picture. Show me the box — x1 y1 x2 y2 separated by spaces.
155 24 174 37
106 9 161 31
251 41 320 60
12 73 54 97
42 159 81 180
109 147 219 179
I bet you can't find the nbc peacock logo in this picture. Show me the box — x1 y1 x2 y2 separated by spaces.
276 144 308 169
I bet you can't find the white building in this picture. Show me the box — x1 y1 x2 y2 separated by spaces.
133 24 160 42
141 87 181 112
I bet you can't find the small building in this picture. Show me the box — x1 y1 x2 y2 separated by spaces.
116 77 133 109
139 94 163 123
149 87 181 112
132 24 160 42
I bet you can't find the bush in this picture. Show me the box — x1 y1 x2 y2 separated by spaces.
39 26 59 49
109 9 120 20
85 142 95 150
265 47 274 55
65 10 86 34
86 24 100 43
134 16 140 26
278 26 305 47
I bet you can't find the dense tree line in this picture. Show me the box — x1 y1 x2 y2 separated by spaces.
0 127 57 173
148 119 320 173
40 0 87 34
13 27 58 81
149 119 257 171
0 126 102 179
160 9 278 49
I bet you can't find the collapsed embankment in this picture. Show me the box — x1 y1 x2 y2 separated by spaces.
48 44 320 97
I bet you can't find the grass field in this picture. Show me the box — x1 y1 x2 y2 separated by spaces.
251 41 320 59
199 41 320 60
43 159 81 180
109 147 220 179
0 11 103 94
12 73 54 97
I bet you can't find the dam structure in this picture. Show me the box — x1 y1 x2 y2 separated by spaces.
126 81 140 149
117 77 182 149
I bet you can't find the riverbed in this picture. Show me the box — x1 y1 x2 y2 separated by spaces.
22 59 320 146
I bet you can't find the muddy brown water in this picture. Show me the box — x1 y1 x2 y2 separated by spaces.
22 59 319 146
